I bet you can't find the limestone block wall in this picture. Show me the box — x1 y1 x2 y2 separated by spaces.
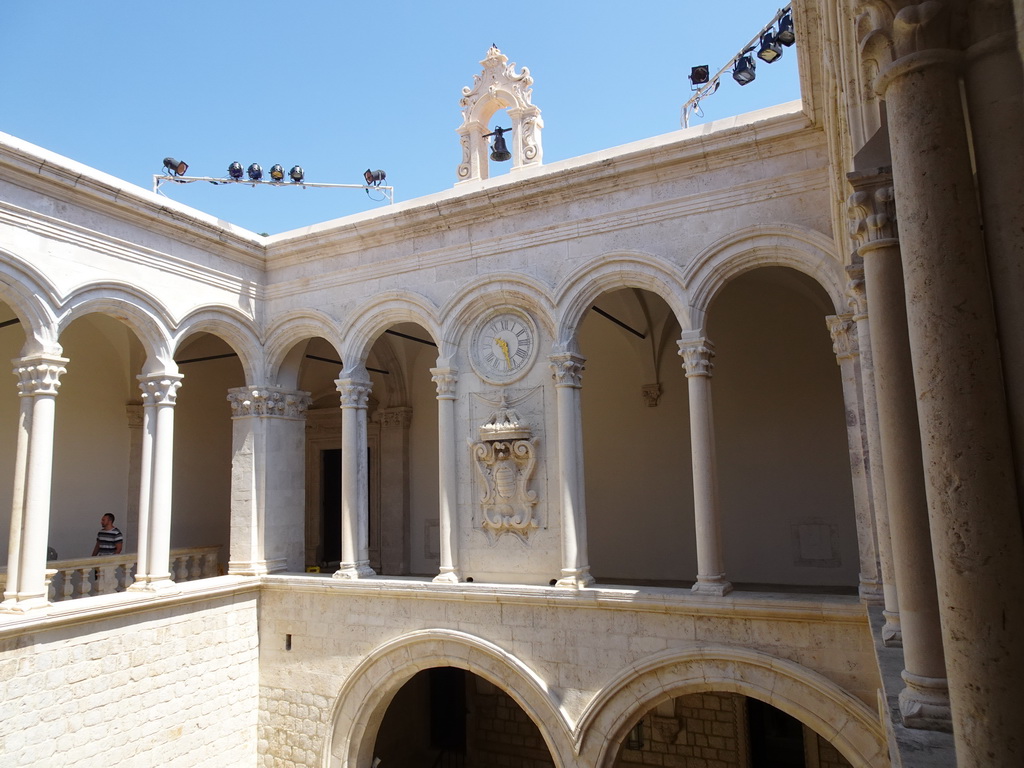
0 590 259 767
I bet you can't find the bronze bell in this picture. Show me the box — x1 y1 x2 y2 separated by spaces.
487 126 512 162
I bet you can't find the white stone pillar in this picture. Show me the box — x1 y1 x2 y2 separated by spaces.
876 5 1024 761
1 354 67 612
431 367 461 583
550 352 594 588
130 374 182 592
334 373 375 579
678 335 732 596
227 387 311 575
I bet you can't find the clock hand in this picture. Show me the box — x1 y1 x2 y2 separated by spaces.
496 337 512 366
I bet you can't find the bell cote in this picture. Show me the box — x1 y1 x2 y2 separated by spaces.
456 45 544 184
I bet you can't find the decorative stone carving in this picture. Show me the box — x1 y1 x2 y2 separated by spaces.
826 315 860 361
845 261 869 319
456 45 544 182
432 368 458 398
14 356 68 397
377 407 412 429
848 172 898 249
678 338 715 377
227 387 311 419
641 383 662 407
336 378 372 409
469 394 539 544
549 353 585 388
138 375 183 406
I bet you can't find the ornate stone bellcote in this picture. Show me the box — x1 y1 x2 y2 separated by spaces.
456 45 544 183
227 387 311 419
470 394 539 544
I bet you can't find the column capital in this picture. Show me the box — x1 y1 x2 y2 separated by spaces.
848 170 898 252
335 377 372 409
826 314 860 362
430 367 459 399
227 386 311 419
872 1 962 96
13 354 68 397
845 262 869 319
549 353 585 388
138 374 183 406
678 337 715 378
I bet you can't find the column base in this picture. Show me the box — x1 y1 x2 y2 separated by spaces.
555 567 595 589
691 575 733 596
228 559 287 577
0 594 51 614
899 671 953 732
858 576 884 604
433 569 462 584
333 562 376 580
127 575 180 594
882 610 902 647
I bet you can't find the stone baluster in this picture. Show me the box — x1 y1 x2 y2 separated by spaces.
334 373 376 579
431 368 462 583
1 354 67 613
678 335 731 596
549 352 594 588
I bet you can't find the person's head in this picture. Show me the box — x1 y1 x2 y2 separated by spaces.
100 513 115 529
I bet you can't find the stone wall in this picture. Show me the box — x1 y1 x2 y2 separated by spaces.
0 591 259 767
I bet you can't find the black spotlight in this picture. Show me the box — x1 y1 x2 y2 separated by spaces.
777 11 795 46
732 55 756 86
485 126 512 162
269 164 285 181
757 31 783 63
247 163 263 181
689 65 710 87
364 169 386 186
227 162 244 180
163 157 188 176
289 165 304 183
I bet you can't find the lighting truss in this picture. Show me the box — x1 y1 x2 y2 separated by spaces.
680 4 793 128
152 173 394 204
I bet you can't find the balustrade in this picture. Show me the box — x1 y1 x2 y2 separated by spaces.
0 545 221 603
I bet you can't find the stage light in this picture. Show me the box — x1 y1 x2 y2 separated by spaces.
162 157 188 176
247 163 263 181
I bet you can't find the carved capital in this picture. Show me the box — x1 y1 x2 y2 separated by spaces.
848 171 898 249
892 0 952 59
335 377 372 409
430 367 458 398
549 353 585 388
641 383 662 407
826 315 860 361
678 337 715 378
846 262 869 318
13 355 68 397
138 374 183 406
227 387 312 419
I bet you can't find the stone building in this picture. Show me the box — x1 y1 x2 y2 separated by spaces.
1 1 1021 766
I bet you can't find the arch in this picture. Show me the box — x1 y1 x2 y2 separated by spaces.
442 273 556 363
56 284 177 372
340 290 441 371
264 310 344 389
555 252 692 348
173 307 264 385
0 249 65 355
576 644 887 768
683 225 846 329
324 629 572 768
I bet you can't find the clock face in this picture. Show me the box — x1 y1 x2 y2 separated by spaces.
472 311 537 383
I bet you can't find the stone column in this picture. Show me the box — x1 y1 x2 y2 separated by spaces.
333 373 375 579
850 171 950 730
377 406 412 576
845 266 900 641
678 335 731 596
1 354 67 612
227 387 311 575
875 3 1024 761
431 368 461 583
549 352 594 588
130 374 182 592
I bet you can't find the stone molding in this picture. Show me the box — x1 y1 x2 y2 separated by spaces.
227 387 311 419
377 406 413 429
138 374 183 406
13 355 68 397
845 262 869 319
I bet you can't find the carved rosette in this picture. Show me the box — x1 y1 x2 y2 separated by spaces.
13 355 68 397
335 378 372 409
138 374 183 406
227 387 312 419
470 395 539 544
678 338 715 378
549 353 585 388
827 315 860 361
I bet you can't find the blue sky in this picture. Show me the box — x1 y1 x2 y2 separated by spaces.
0 2 800 235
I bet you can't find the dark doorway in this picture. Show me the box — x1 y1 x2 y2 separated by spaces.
748 697 805 767
321 448 341 564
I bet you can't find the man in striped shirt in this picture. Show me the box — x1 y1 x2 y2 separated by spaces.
92 513 123 557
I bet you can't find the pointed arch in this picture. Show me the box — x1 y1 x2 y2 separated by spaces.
324 628 571 768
